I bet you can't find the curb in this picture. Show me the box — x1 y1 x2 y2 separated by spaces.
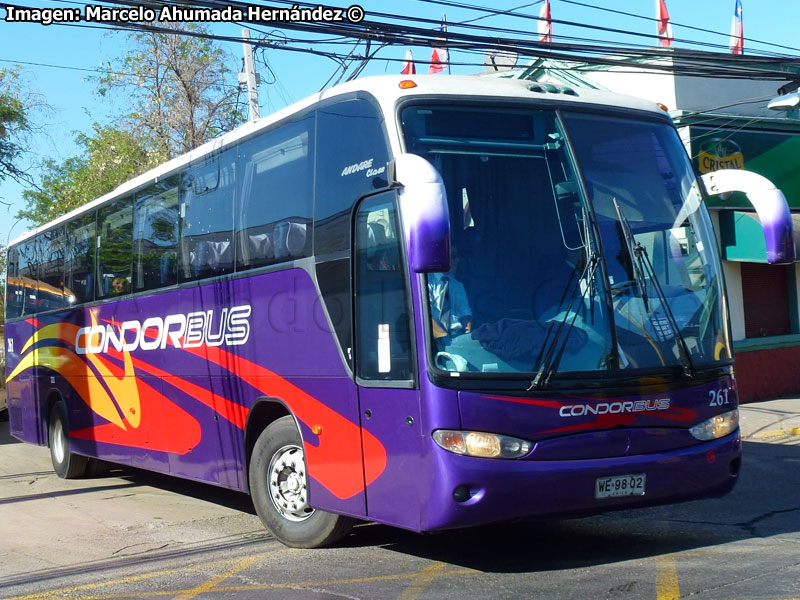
748 426 800 441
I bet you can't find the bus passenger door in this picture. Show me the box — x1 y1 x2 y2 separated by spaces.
354 191 423 531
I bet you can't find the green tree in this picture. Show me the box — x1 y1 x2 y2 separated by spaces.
17 125 162 226
0 67 42 188
16 23 244 226
98 23 246 158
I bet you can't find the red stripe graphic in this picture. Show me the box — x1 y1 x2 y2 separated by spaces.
182 344 387 500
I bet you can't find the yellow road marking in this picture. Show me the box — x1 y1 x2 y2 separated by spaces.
3 554 275 600
171 555 261 600
10 565 478 600
656 556 680 600
397 562 447 600
213 567 478 593
753 430 790 440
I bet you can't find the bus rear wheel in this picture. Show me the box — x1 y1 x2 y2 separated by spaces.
49 402 88 479
249 416 355 548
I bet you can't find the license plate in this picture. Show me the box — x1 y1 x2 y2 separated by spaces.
595 473 646 499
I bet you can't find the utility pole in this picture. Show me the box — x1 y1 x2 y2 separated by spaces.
240 29 261 121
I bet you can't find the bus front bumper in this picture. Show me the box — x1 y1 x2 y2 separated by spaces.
419 430 741 531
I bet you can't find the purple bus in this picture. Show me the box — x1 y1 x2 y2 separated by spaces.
4 76 793 548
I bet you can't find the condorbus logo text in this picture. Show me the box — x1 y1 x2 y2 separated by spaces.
559 398 670 418
75 306 251 355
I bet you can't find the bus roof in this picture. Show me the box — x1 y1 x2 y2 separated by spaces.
11 75 666 246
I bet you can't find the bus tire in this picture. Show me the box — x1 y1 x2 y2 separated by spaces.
48 402 88 479
249 416 355 548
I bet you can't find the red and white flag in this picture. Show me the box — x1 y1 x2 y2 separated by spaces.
730 0 743 54
656 0 673 47
429 16 449 74
401 49 416 75
538 0 552 43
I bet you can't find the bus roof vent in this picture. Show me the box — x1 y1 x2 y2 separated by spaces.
526 83 578 97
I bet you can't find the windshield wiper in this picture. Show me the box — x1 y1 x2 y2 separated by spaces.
636 242 696 377
581 206 598 325
529 251 600 389
612 197 650 312
612 197 695 377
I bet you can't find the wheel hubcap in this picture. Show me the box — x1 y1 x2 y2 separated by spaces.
52 420 66 464
268 444 313 522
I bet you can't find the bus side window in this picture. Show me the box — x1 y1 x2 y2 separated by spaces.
15 240 38 316
65 213 96 304
181 149 236 281
315 97 390 256
354 193 413 382
236 113 314 270
315 96 391 367
133 176 180 292
5 247 22 319
97 197 133 299
38 226 66 311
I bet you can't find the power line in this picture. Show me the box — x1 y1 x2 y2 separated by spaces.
558 0 800 56
82 0 800 79
688 115 779 163
0 57 123 77
24 0 793 62
456 0 543 26
412 0 800 57
7 0 800 89
678 95 777 119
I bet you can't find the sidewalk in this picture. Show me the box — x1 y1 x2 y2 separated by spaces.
739 397 800 443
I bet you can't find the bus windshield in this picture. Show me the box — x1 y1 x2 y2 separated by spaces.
401 104 729 378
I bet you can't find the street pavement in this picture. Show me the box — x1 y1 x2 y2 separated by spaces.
0 397 799 599
739 396 800 445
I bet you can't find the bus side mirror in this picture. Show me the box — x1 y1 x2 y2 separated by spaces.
700 169 795 264
390 153 451 273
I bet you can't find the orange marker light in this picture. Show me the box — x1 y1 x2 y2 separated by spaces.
399 80 418 89
312 425 323 435
657 102 669 112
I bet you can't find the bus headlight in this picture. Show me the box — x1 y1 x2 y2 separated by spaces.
689 409 739 441
432 430 532 459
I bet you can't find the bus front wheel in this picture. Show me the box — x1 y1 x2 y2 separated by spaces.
249 416 355 548
48 402 88 479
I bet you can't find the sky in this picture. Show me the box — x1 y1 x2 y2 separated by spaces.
1 0 799 246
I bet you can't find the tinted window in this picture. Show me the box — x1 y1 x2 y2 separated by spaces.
66 213 96 304
38 227 68 310
315 97 390 256
5 246 21 319
236 114 314 269
97 197 133 298
181 150 236 281
134 176 180 291
316 258 352 367
354 193 413 381
13 239 38 316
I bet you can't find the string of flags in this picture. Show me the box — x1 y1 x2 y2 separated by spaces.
401 49 415 75
429 15 449 74
657 0 744 53
399 0 747 75
538 0 552 44
656 0 673 47
730 0 744 55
